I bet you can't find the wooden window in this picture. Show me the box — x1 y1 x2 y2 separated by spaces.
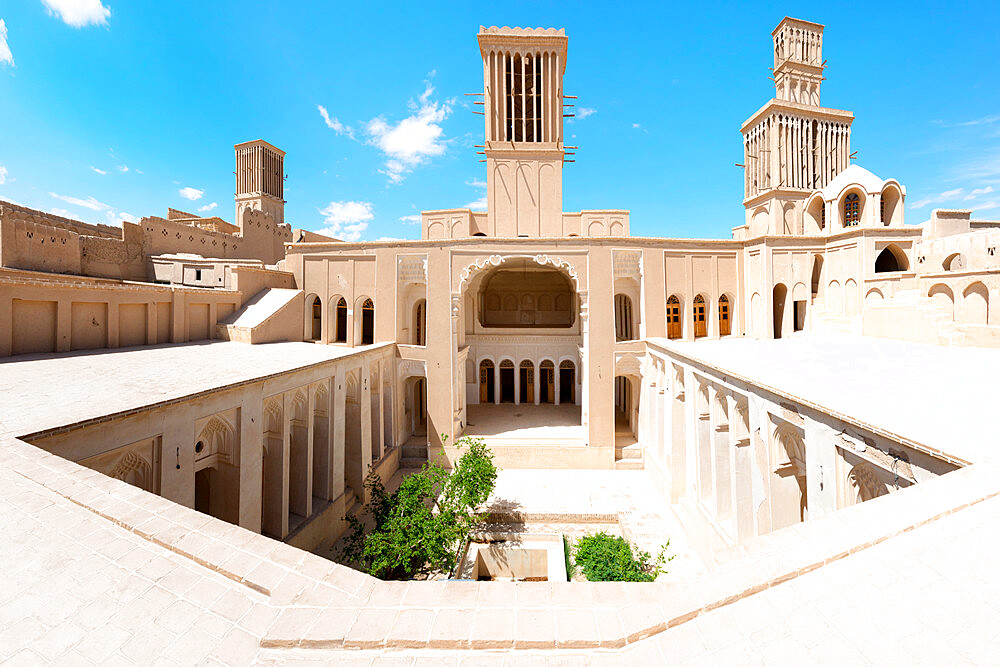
844 193 860 226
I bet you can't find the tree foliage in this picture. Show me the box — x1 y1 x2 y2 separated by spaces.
572 532 672 582
340 436 498 580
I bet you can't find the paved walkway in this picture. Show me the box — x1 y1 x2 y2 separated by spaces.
465 404 584 443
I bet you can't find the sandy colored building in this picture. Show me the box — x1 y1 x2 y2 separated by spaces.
1 17 1000 663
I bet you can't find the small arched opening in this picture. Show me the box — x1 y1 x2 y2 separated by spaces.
928 284 955 321
307 295 322 341
962 282 989 325
772 283 788 338
693 295 707 338
613 375 637 436
875 244 908 273
334 297 347 343
943 253 965 271
360 298 374 344
804 195 825 233
499 359 515 403
559 360 576 404
614 293 635 341
413 299 426 346
810 255 824 298
666 295 682 339
881 185 902 225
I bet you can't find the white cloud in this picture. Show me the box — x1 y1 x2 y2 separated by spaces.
966 186 995 200
117 211 138 223
317 200 374 242
975 200 1000 212
399 214 421 225
465 195 488 211
632 123 641 129
117 164 128 173
49 207 72 218
178 187 203 201
909 188 964 209
49 191 110 211
134 168 143 174
576 107 597 120
0 165 7 184
41 0 110 28
366 81 452 183
0 19 13 67
198 202 218 213
318 105 355 139
90 166 107 175
957 115 1000 127
466 178 486 188
375 236 404 242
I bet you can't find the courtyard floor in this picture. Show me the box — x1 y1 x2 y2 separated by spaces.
465 404 585 444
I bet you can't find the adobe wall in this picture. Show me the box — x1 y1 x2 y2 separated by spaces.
0 268 241 356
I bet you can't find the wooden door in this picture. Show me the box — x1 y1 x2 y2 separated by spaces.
719 297 731 336
667 298 681 339
693 298 707 338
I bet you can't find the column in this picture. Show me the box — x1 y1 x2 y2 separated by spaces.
554 365 561 406
280 392 292 538
331 367 346 502
514 364 520 405
360 364 372 499
238 394 263 532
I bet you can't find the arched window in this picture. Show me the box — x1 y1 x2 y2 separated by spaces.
844 193 860 226
875 246 907 273
820 205 825 229
308 296 322 341
666 295 682 340
614 294 634 341
718 295 731 336
559 360 576 404
361 298 374 344
413 300 426 346
334 298 348 343
693 295 707 338
479 360 495 403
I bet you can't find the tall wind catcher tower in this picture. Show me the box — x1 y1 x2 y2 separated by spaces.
477 27 569 238
741 18 854 235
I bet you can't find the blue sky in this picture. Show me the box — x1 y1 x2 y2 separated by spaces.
1 1 999 241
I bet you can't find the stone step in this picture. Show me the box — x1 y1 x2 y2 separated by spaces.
616 445 642 460
614 458 644 470
400 445 427 460
400 457 427 469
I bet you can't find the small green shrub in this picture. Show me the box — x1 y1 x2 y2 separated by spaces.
573 532 672 582
340 436 498 580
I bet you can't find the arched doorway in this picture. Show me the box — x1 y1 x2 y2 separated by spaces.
195 468 212 514
810 255 824 297
479 360 495 404
519 360 534 404
559 360 576 404
614 293 635 341
499 359 515 403
718 295 731 336
334 298 347 343
666 295 682 339
360 298 374 344
413 299 426 345
539 360 555 404
693 295 707 338
613 376 636 435
308 296 322 341
773 284 788 339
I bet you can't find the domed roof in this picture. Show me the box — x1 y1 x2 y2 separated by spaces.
820 164 901 200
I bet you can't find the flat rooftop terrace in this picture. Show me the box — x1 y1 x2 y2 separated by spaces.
0 341 378 438
651 334 999 466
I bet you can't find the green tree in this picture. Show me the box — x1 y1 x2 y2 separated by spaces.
340 436 498 580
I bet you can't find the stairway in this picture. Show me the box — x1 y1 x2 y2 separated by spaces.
399 435 428 470
614 429 643 470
